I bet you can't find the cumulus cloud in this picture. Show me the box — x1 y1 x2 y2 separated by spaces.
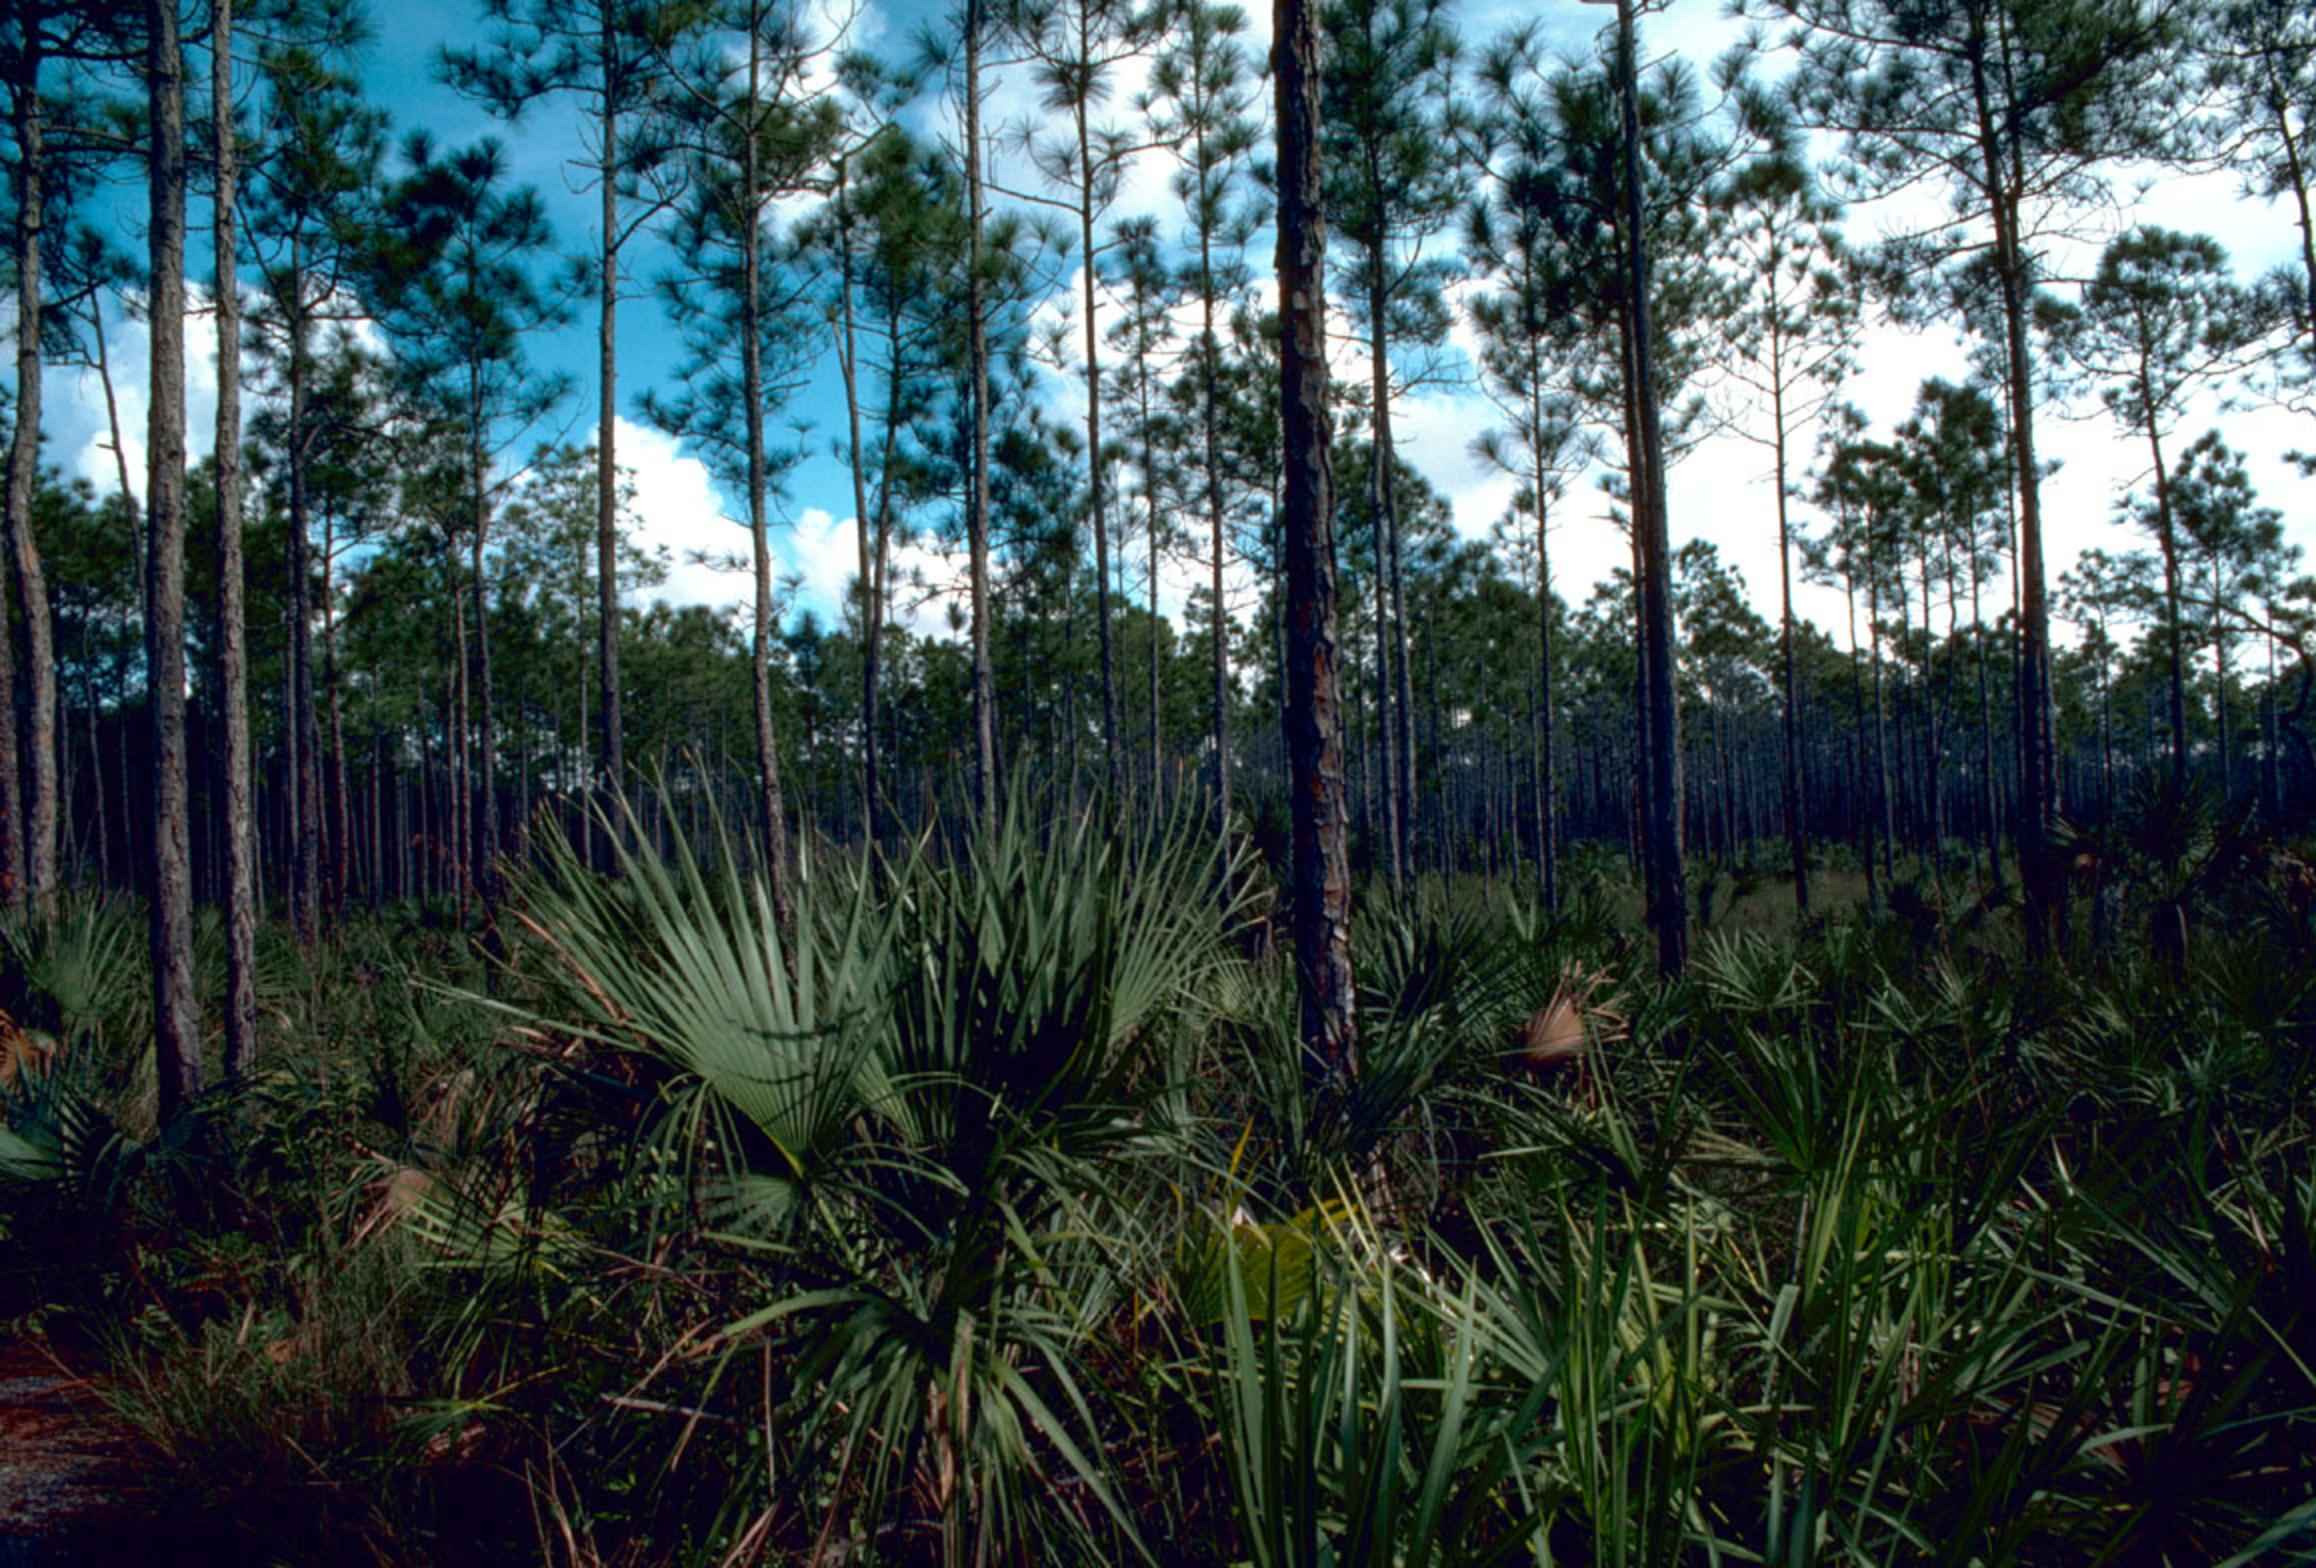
36 291 222 504
614 416 965 640
611 416 751 615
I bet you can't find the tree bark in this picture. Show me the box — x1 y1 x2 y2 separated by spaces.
1200 213 1230 840
1617 0 1685 974
742 20 791 925
1971 7 2059 951
287 291 321 941
835 153 882 842
1078 95 1120 803
214 0 259 1074
1275 0 1355 1080
964 0 997 829
0 37 36 915
1770 352 1809 914
596 21 626 859
5 29 57 918
147 0 202 1121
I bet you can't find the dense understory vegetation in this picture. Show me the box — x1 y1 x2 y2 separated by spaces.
2 791 2310 1566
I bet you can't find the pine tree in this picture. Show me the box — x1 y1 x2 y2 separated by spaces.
2058 226 2264 792
0 0 99 919
1148 0 1263 841
211 0 256 1070
145 0 201 1121
1751 0 2193 951
367 133 573 924
647 0 841 910
242 43 386 941
442 0 697 849
1276 0 1355 1078
1321 0 1467 886
1001 0 1161 805
1714 139 1858 913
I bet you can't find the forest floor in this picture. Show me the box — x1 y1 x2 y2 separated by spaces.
0 1340 226 1566
0 807 2308 1564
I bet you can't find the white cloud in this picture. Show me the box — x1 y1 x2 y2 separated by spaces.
612 416 751 614
38 290 222 505
615 415 967 640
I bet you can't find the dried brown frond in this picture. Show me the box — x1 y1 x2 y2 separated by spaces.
0 1007 57 1089
1514 964 1626 1072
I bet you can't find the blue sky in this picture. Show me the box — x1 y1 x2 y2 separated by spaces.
37 0 2316 650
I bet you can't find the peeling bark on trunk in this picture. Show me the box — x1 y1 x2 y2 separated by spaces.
214 0 259 1073
5 32 57 917
1275 0 1355 1079
146 0 202 1121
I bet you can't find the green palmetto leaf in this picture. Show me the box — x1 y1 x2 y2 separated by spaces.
508 794 893 1190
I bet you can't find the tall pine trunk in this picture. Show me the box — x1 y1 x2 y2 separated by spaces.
595 28 626 857
1618 0 1684 974
287 296 322 941
1078 103 1119 802
964 0 997 828
835 154 882 842
468 417 500 918
4 31 57 917
1275 0 1355 1078
146 0 202 1121
1200 220 1230 840
0 37 37 913
1771 368 1808 913
742 21 791 926
214 0 258 1073
1970 9 2059 951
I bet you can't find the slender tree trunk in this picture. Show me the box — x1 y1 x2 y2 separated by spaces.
1130 307 1162 810
214 0 258 1073
732 22 791 927
964 0 997 829
288 296 322 941
1275 0 1355 1079
1077 103 1120 803
1618 0 1684 973
1770 364 1809 913
1364 234 1414 883
0 43 35 914
324 522 350 920
1369 485 1399 885
1867 517 1896 888
5 32 57 918
1919 532 1945 872
146 0 201 1121
468 416 501 919
2142 406 2190 795
1971 545 2001 887
2261 627 2280 816
1532 432 1557 913
835 153 883 842
449 586 470 920
1200 218 1231 840
2211 558 2232 798
1972 12 2059 951
596 40 626 857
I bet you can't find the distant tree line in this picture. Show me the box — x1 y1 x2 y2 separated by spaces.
2 0 2313 1091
